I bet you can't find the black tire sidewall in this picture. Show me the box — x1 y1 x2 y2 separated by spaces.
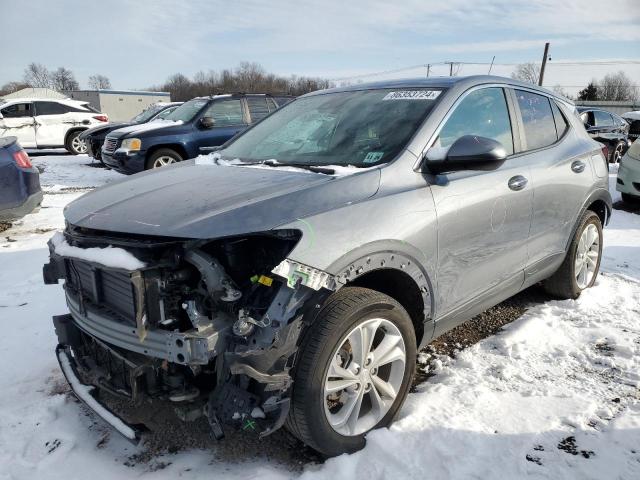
291 289 416 456
568 212 603 295
146 149 182 170
65 131 84 155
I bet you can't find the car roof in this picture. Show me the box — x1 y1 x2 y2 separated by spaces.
303 75 574 104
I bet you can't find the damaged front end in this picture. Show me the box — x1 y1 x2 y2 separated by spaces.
44 225 334 442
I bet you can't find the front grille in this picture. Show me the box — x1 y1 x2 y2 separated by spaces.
103 137 118 153
66 259 137 323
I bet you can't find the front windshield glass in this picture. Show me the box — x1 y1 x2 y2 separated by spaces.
221 88 443 167
130 104 164 123
164 99 209 122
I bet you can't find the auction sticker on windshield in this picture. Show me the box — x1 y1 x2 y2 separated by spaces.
382 90 441 100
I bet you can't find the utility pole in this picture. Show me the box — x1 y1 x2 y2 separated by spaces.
445 62 457 76
538 42 550 86
488 56 495 75
426 64 431 77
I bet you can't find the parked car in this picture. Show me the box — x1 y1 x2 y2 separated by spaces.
617 137 640 203
0 137 42 222
44 76 611 457
79 102 182 162
577 107 630 163
0 98 108 155
622 110 640 143
101 93 284 174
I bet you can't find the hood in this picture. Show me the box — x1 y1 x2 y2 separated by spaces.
108 120 187 140
64 161 380 239
623 111 640 121
80 122 131 139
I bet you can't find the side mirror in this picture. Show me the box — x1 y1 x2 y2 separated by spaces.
426 135 507 174
200 116 215 129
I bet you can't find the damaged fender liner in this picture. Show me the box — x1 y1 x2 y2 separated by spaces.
56 344 145 444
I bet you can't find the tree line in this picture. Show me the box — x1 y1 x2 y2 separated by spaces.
0 63 111 96
148 62 333 101
511 62 638 101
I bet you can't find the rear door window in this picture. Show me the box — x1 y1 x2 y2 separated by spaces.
203 99 245 127
1 102 33 118
435 87 514 155
594 110 613 127
246 97 270 123
515 90 557 150
35 101 68 115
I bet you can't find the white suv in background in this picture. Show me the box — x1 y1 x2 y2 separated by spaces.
0 98 108 155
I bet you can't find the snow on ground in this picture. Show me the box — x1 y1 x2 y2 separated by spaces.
0 155 638 479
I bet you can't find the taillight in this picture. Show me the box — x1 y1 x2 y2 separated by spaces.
13 150 32 169
93 115 108 122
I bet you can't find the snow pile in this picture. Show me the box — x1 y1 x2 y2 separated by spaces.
29 153 122 192
194 152 371 176
51 231 146 270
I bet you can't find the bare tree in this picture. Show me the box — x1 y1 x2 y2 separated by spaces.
551 85 572 99
0 81 29 96
23 63 51 88
88 74 112 90
511 62 541 85
597 71 638 101
50 67 79 91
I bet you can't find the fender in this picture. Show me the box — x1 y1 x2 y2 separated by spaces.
325 240 436 345
565 188 612 251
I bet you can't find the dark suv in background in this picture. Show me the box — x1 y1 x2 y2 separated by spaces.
80 102 182 163
101 94 286 173
577 107 630 163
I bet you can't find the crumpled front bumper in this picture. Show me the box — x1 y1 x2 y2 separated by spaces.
55 342 144 444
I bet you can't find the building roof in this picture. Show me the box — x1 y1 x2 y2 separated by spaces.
70 89 171 97
1 87 66 100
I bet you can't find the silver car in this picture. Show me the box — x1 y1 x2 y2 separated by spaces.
44 75 611 457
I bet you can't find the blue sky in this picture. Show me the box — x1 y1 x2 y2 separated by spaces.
1 0 639 96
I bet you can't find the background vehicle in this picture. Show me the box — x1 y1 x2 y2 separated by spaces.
44 76 611 457
101 93 284 173
0 137 42 222
622 110 640 143
0 98 108 155
80 102 182 162
617 139 640 203
577 107 630 163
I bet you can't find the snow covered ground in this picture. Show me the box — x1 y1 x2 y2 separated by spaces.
0 155 638 479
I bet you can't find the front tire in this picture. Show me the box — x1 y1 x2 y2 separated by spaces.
286 287 416 457
146 149 183 170
65 130 88 155
542 210 603 299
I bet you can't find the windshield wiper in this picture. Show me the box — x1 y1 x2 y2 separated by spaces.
262 159 335 175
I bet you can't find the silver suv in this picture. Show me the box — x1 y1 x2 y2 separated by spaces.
44 76 611 457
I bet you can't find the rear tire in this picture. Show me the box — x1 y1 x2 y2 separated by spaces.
65 130 88 155
146 149 182 170
286 287 416 457
542 210 602 299
610 140 625 163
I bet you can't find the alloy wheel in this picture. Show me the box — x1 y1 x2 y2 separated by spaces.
575 223 600 289
71 135 88 154
152 156 177 168
323 318 406 436
613 144 623 163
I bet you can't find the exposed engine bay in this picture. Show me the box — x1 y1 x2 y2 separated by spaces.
43 224 335 441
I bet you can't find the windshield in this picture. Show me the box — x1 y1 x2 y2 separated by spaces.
221 88 442 167
130 104 165 123
164 99 208 122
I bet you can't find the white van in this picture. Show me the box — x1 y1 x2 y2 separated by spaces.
0 98 108 154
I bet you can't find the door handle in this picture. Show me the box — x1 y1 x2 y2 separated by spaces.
508 175 528 191
571 160 586 173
